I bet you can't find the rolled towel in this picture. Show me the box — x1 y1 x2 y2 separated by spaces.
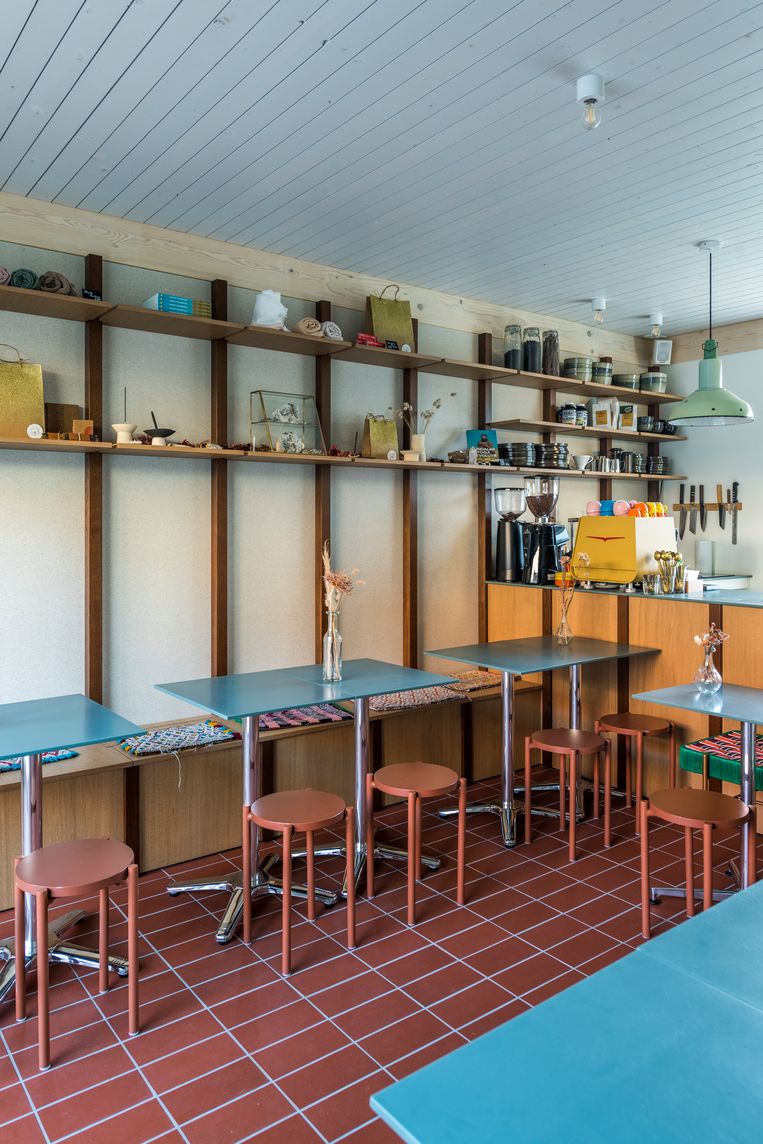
0 267 10 286
39 270 77 295
295 316 323 336
10 268 39 290
321 320 343 341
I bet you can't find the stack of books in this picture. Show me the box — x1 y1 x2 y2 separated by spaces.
143 292 212 317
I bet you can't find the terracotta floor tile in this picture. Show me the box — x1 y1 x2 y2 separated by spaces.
492 952 570 997
467 934 539 977
334 989 419 1041
0 1114 47 1143
0 1083 32 1124
430 978 515 1029
212 977 301 1028
304 1070 392 1141
311 970 395 1019
126 1010 223 1067
494 898 560 935
37 1070 154 1141
386 1032 468 1080
163 1056 267 1124
182 1082 293 1142
142 1032 245 1094
234 999 322 1055
551 929 619 969
254 1019 350 1079
567 894 630 928
278 1043 379 1108
346 1116 401 1142
437 919 508 959
401 961 483 1008
12 1017 119 1080
360 1011 451 1069
375 945 454 988
516 870 577 900
357 928 429 970
459 997 531 1040
579 945 630 975
522 969 586 1006
249 1113 324 1141
542 881 609 913
25 1043 134 1110
520 912 588 949
192 958 280 1006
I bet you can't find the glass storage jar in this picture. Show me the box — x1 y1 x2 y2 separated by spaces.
504 324 522 370
523 328 541 373
542 329 560 376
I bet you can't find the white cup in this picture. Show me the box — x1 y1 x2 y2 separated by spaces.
570 454 593 471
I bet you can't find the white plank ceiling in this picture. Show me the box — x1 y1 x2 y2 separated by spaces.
1 0 763 334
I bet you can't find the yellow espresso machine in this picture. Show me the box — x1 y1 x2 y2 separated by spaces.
571 517 677 584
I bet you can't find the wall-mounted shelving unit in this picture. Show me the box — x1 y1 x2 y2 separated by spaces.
491 418 686 444
0 266 685 684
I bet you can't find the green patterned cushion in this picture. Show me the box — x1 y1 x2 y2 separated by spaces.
680 731 763 791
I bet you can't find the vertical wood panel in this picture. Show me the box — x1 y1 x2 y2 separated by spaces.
211 278 228 676
477 333 492 643
714 605 763 827
403 361 418 667
314 300 332 662
84 253 103 701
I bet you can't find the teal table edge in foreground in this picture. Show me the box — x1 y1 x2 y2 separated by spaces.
155 659 456 941
426 638 658 847
634 682 763 889
0 694 143 1007
371 880 763 1143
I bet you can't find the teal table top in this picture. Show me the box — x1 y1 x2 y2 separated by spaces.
372 881 763 1143
428 637 657 675
633 683 763 724
156 659 455 721
0 694 143 761
487 582 763 609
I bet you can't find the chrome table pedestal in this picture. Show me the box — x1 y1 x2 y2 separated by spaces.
166 717 337 943
0 754 129 1004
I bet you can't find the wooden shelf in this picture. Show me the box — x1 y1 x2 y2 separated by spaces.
113 443 248 460
334 343 443 369
0 436 110 454
226 324 352 356
419 358 518 382
489 367 683 405
0 283 114 322
100 304 243 341
491 418 685 444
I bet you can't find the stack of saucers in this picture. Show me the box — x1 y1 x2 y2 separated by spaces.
535 442 570 469
500 442 536 467
647 455 669 475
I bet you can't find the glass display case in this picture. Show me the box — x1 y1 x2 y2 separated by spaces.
250 390 327 454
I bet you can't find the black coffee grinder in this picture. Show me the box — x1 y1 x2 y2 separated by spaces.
522 476 569 584
494 487 526 581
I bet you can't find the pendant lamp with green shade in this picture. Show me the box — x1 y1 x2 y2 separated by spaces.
667 241 754 427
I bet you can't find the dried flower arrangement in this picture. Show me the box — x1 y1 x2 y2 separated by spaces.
693 622 729 652
322 541 364 614
389 393 457 436
555 551 591 645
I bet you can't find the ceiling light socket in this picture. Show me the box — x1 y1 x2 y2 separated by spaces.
577 74 605 105
697 240 723 253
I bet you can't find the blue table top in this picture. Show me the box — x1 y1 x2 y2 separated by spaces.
372 881 763 1143
428 637 657 675
0 694 143 761
156 659 455 721
633 682 763 724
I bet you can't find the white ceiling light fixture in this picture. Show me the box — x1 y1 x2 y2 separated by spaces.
648 312 663 338
667 241 754 428
592 296 606 324
577 73 605 131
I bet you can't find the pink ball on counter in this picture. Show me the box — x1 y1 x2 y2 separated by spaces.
586 501 601 515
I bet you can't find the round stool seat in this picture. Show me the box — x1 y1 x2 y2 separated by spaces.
649 787 748 830
372 762 459 799
597 712 670 735
16 838 134 898
530 728 605 755
250 789 346 832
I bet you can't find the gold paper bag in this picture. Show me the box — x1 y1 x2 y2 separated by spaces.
361 416 399 459
0 345 44 438
367 285 415 349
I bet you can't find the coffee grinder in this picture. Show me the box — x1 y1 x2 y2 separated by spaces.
494 487 526 581
522 476 569 583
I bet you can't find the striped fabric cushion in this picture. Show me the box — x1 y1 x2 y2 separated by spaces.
680 730 763 791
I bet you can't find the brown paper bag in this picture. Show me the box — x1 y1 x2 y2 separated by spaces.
367 285 414 349
0 344 44 438
361 416 399 459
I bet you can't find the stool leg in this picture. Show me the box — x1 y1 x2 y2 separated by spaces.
345 810 356 950
242 805 252 945
14 860 26 1022
306 830 316 923
640 802 651 939
457 777 467 906
366 773 375 899
747 812 757 885
593 751 600 820
407 792 416 927
282 827 292 975
415 796 423 881
635 734 644 832
604 742 612 849
568 752 577 863
626 738 633 808
669 723 677 788
702 822 713 912
98 888 109 994
36 890 50 1070
524 737 532 846
559 754 566 833
127 863 139 1036
684 826 695 918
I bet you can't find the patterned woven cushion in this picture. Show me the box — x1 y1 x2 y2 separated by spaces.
370 686 460 712
119 719 240 757
0 749 77 773
680 730 763 791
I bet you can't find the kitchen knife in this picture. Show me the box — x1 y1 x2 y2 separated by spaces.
699 484 706 531
731 481 739 545
689 484 697 534
717 484 725 529
678 483 686 539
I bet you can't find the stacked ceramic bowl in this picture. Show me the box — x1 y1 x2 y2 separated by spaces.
612 373 640 390
499 442 535 467
563 357 593 381
535 442 570 470
646 454 669 475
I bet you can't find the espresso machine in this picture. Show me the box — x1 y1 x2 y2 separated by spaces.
494 487 526 581
522 476 569 584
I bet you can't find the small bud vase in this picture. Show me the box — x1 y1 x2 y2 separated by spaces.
323 609 343 682
410 433 426 462
693 649 722 695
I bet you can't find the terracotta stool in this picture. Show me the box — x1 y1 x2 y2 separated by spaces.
524 729 611 861
640 787 752 939
595 712 676 831
366 763 466 926
242 790 355 975
14 838 139 1071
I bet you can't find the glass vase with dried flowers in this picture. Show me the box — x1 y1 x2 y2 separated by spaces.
322 542 364 682
693 622 728 695
554 552 590 645
390 392 456 461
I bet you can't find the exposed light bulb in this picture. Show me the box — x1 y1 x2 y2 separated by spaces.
582 99 601 130
594 308 604 323
592 296 606 324
648 312 663 338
